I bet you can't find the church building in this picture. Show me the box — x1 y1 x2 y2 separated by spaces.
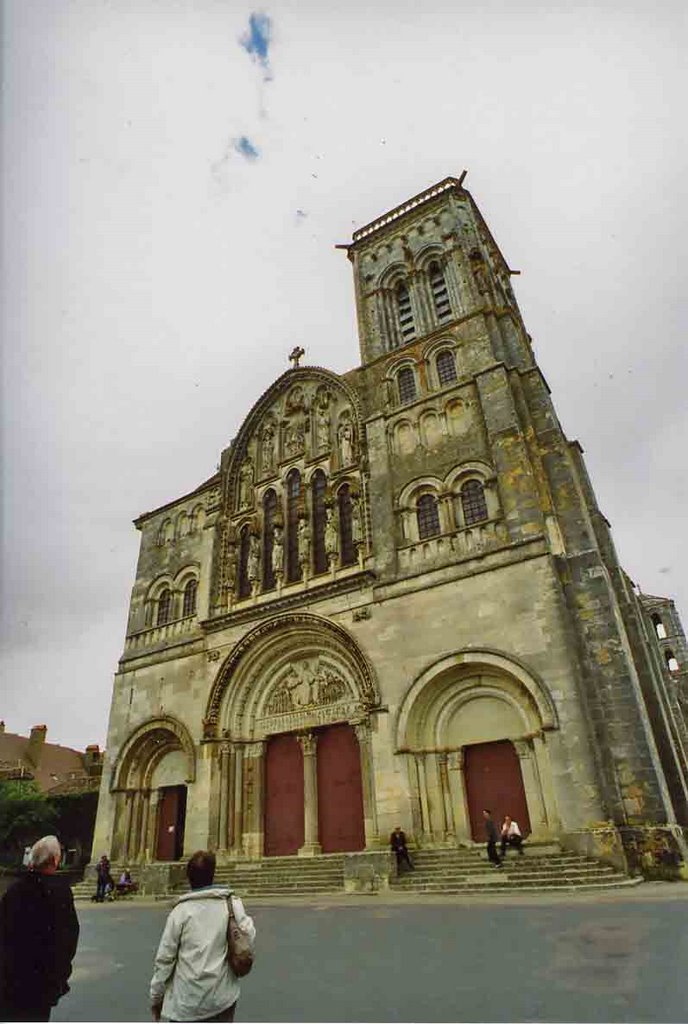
91 175 688 885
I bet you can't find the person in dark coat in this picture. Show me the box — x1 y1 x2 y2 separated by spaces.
95 854 111 903
390 826 414 872
0 835 79 1022
482 809 503 868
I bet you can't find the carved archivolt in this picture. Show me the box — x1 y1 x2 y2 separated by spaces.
204 612 380 741
394 648 559 752
110 715 196 791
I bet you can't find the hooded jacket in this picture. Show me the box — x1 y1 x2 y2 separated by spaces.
150 886 255 1022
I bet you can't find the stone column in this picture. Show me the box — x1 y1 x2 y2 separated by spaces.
531 733 560 834
415 754 432 845
437 753 455 842
241 741 265 860
298 732 322 856
231 746 244 857
136 791 151 862
146 790 161 861
122 790 135 861
218 744 231 851
446 750 471 843
354 720 379 848
514 739 548 840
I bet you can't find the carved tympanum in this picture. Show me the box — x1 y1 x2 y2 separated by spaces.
265 661 348 716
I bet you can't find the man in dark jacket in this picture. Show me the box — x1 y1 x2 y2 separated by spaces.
482 809 503 868
0 835 79 1022
390 826 414 872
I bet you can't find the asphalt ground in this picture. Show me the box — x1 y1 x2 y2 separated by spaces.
52 885 688 1023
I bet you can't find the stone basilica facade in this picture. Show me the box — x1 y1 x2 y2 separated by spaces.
92 176 688 881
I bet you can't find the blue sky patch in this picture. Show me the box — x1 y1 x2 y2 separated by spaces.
239 12 272 76
233 136 260 161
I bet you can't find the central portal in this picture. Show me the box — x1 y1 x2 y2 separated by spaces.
263 723 366 856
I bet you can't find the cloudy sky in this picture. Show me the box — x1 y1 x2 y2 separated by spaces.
2 0 686 751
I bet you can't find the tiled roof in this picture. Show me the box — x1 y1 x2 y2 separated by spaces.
0 731 94 794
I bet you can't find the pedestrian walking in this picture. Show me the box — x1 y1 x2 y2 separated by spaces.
0 834 79 1022
390 826 415 873
482 809 503 868
150 850 256 1023
500 815 524 857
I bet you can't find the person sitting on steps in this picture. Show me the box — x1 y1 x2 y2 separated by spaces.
500 815 524 857
390 826 415 873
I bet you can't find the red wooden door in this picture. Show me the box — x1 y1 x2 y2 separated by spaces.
156 785 186 861
464 740 531 841
317 724 365 853
264 733 304 857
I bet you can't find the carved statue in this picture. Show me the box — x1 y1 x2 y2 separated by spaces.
284 421 304 458
247 533 260 581
316 407 330 451
298 518 311 569
238 457 254 509
286 385 305 413
351 493 363 547
265 661 348 716
272 525 284 577
261 424 275 473
338 421 354 466
225 545 238 590
325 507 339 560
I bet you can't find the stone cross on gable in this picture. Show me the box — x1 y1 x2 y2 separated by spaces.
289 346 305 369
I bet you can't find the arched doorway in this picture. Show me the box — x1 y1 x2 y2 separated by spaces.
110 716 196 864
205 613 381 859
396 650 559 846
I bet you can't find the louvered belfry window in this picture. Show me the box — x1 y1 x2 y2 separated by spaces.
436 350 457 386
312 471 328 575
461 479 489 525
396 282 416 342
429 261 451 322
397 366 417 405
417 494 441 539
338 484 356 566
263 489 277 591
238 525 251 598
286 469 302 582
182 579 197 617
157 588 172 625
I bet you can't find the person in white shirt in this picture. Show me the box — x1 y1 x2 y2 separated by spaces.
150 850 256 1023
500 815 524 857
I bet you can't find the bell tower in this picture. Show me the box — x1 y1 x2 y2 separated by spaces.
341 174 533 375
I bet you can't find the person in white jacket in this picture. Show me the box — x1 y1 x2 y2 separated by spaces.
150 850 256 1023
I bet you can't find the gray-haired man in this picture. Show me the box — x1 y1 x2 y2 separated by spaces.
0 835 79 1021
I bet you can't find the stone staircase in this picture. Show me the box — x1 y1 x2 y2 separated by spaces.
171 854 347 898
390 846 639 894
70 846 640 900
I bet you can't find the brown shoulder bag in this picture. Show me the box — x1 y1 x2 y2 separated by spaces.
226 894 254 977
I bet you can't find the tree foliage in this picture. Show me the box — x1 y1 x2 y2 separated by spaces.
0 780 57 861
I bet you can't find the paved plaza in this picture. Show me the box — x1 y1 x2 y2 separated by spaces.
53 887 688 1023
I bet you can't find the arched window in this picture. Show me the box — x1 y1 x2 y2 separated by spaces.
238 525 251 599
182 578 197 617
417 494 441 539
397 366 417 405
312 471 328 576
436 350 457 386
338 484 356 566
666 650 680 674
157 588 172 626
396 282 416 342
651 613 667 640
461 479 489 525
428 261 451 322
263 489 277 591
286 469 302 583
